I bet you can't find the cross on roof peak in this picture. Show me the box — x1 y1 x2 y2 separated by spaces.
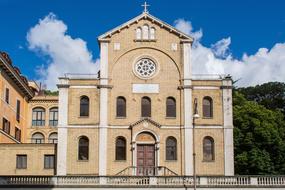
141 1 150 13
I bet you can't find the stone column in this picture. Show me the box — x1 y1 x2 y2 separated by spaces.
183 41 193 175
222 77 234 176
99 41 109 176
56 78 69 175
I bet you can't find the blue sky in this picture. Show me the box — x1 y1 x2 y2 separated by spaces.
1 0 285 88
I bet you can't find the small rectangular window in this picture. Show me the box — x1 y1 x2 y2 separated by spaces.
16 100 20 122
44 155 55 169
16 155 27 169
2 118 10 134
5 88 9 104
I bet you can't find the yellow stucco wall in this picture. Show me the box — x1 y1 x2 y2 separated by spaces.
0 144 55 175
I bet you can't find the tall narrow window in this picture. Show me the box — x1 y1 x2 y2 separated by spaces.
203 136 215 161
2 118 10 134
136 27 142 39
150 27 155 39
32 107 45 126
80 96 89 117
16 100 20 122
142 25 149 39
166 97 176 117
5 88 9 104
141 97 151 117
78 136 89 160
16 155 27 169
31 132 45 144
115 137 126 160
44 155 55 169
203 97 213 118
15 127 21 141
116 97 126 117
166 137 177 160
49 107 58 126
48 132 58 144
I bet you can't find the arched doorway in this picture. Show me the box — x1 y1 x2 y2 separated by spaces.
134 131 158 176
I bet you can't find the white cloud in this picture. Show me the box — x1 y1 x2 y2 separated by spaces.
174 19 203 43
27 13 99 90
174 19 285 87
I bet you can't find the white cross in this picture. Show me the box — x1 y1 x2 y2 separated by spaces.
141 1 150 13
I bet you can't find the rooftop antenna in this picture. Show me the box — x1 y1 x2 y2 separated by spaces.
141 1 150 13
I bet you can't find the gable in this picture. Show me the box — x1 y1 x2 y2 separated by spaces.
98 12 193 42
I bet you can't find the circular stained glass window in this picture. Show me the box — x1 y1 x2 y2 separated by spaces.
135 58 156 78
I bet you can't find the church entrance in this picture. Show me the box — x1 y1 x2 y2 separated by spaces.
136 144 155 176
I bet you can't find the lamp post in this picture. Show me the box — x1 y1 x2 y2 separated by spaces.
193 98 199 190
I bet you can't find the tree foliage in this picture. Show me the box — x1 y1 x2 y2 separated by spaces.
233 87 285 175
237 82 285 113
43 90 59 96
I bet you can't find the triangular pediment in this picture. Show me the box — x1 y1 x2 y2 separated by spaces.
129 118 161 129
98 12 193 42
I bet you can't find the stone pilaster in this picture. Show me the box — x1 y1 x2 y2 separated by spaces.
183 42 193 175
222 78 234 176
99 41 109 176
56 78 69 176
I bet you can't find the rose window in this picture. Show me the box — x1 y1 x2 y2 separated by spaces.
135 58 156 78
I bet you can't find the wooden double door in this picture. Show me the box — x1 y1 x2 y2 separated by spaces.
137 144 155 176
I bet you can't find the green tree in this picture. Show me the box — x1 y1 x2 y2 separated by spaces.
43 90 59 96
233 91 285 174
237 82 285 113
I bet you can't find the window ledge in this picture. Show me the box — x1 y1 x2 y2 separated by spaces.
165 117 176 119
134 39 157 42
16 168 27 170
165 160 178 162
77 160 89 162
202 160 215 163
114 160 127 162
116 117 126 119
78 116 89 118
44 168 54 170
202 117 213 119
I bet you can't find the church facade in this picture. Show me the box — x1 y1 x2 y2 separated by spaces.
0 10 234 177
56 11 234 176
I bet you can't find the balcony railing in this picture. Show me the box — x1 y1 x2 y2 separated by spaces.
0 176 285 188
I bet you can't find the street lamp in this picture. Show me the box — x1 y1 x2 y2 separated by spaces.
193 98 199 190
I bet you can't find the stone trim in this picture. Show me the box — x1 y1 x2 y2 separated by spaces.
129 118 161 128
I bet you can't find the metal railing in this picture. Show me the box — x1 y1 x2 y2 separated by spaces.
64 73 99 79
192 74 229 80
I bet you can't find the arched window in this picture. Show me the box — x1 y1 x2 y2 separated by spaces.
166 137 177 160
48 132 58 144
136 27 142 39
203 97 213 118
80 96 89 117
141 97 151 117
150 27 155 40
116 97 126 117
31 132 45 144
142 25 149 39
49 107 58 126
203 136 215 161
115 137 126 160
32 107 45 126
166 97 176 117
78 136 89 160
